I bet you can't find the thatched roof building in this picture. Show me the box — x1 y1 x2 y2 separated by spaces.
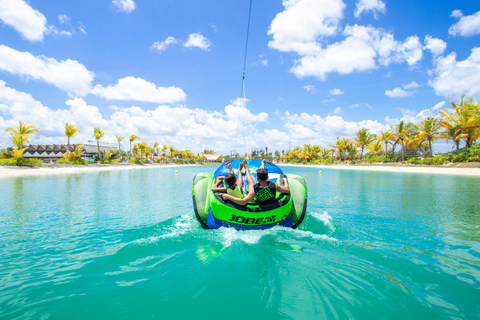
23 144 118 161
202 153 222 163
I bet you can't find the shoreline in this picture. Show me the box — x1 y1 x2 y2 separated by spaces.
2 162 480 178
0 163 199 178
279 163 480 176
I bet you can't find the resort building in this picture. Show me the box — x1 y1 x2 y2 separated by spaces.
23 144 118 162
202 153 223 163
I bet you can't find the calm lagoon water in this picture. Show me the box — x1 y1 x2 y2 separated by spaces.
0 165 479 319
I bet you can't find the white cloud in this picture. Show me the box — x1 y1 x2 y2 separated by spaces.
58 14 70 25
396 107 417 116
46 25 72 37
256 54 268 66
78 23 87 35
303 85 315 92
449 10 480 37
151 37 179 53
384 107 434 126
403 81 419 89
386 81 419 98
331 107 343 114
385 87 412 98
5 81 448 154
321 98 335 104
289 24 423 80
279 111 386 146
92 77 186 104
451 10 463 19
350 103 372 109
0 45 94 96
112 0 136 13
0 0 47 42
268 0 345 55
184 33 211 51
354 0 386 19
429 48 480 100
0 81 107 142
424 36 447 57
432 101 446 111
390 35 423 66
0 81 271 153
329 88 344 95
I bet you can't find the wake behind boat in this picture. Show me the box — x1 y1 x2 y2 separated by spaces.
192 159 307 230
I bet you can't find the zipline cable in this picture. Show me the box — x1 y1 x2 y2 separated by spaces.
243 0 253 158
242 0 253 76
235 0 253 159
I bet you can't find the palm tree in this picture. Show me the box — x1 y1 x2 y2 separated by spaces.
367 141 383 155
346 143 358 160
330 137 350 161
354 128 376 159
377 130 394 156
405 136 429 158
169 146 176 162
133 143 140 159
139 141 148 160
152 142 159 161
274 150 280 161
116 135 125 161
144 146 153 161
415 116 442 157
390 120 415 161
93 127 105 160
184 149 194 161
129 135 140 160
312 145 321 160
64 144 84 160
161 145 169 161
302 144 313 161
5 121 40 149
65 123 80 151
448 97 480 147
438 95 480 148
320 148 331 160
440 122 462 150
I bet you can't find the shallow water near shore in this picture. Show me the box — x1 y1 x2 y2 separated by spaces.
0 166 479 319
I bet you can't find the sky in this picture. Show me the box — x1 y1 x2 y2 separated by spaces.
0 0 479 155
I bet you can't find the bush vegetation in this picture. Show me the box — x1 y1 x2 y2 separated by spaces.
56 158 88 165
0 158 42 167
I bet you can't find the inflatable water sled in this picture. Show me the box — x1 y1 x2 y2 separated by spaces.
192 159 307 230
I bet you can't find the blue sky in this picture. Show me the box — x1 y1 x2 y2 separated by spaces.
0 0 479 154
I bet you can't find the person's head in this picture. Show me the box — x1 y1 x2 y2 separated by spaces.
257 168 268 182
225 173 237 187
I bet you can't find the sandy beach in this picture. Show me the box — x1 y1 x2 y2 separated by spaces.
280 163 480 176
2 162 480 178
0 163 199 178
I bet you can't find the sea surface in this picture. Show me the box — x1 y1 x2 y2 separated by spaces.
0 165 479 319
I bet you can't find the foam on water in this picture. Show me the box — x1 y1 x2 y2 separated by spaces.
310 211 335 231
218 226 269 247
286 227 339 242
132 214 198 245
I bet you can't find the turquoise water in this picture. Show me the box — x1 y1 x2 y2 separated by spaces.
1 166 479 319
